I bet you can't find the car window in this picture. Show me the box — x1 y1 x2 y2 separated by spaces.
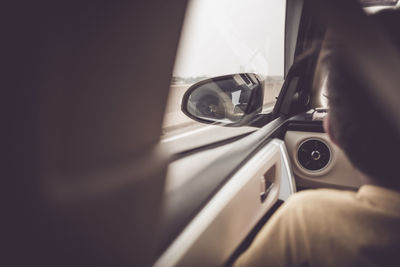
161 0 286 150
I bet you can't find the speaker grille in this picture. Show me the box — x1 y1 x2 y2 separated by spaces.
297 138 331 171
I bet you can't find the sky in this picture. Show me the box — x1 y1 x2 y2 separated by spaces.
173 0 286 78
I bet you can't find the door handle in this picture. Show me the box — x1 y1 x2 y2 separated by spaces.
260 165 276 202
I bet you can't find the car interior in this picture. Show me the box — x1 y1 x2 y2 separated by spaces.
5 0 400 266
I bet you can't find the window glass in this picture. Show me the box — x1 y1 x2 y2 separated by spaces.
162 0 286 149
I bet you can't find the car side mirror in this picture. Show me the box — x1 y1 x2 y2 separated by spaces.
181 73 264 126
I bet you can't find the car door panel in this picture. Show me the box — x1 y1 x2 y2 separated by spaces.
155 139 295 267
156 117 288 256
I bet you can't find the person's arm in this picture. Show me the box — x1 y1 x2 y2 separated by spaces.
233 194 311 267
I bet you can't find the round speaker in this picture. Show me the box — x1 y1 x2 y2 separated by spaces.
297 138 331 171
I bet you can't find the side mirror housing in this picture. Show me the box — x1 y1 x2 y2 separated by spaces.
181 73 264 126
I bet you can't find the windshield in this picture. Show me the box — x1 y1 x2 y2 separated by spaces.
161 0 286 151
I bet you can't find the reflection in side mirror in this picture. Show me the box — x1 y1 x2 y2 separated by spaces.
181 73 264 126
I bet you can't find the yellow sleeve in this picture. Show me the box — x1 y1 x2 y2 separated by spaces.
233 194 311 267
